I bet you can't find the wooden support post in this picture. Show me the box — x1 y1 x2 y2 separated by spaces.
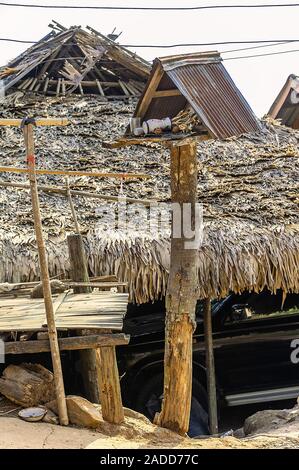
65 178 80 234
155 142 198 435
67 233 99 403
203 298 218 435
67 234 91 294
67 234 125 423
96 343 124 424
22 123 68 426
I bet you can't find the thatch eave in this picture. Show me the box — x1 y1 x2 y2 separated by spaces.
0 95 298 303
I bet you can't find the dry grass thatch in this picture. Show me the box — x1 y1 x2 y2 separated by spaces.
0 94 298 303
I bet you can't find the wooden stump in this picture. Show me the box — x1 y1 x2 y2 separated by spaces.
155 142 198 435
0 363 55 407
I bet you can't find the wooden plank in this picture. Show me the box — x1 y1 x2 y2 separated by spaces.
66 282 127 289
153 89 181 98
0 165 149 180
5 334 130 354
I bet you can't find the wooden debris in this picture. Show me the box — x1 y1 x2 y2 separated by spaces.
0 24 149 98
0 363 55 407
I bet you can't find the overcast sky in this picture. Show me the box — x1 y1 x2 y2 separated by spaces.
1 0 299 116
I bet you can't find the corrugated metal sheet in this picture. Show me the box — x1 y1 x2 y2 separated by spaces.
165 57 261 139
132 51 261 139
269 75 299 129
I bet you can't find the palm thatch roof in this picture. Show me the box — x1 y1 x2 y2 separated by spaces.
0 93 298 303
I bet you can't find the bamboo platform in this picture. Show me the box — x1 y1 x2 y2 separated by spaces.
0 290 129 332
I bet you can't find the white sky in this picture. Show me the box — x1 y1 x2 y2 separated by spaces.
1 0 299 116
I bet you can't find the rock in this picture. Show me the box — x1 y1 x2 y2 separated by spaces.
47 395 102 429
0 363 55 407
233 427 245 438
31 280 66 298
42 408 59 425
244 409 291 436
123 407 151 424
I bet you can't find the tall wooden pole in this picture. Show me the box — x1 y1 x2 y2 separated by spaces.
203 297 218 435
155 142 198 435
23 123 68 426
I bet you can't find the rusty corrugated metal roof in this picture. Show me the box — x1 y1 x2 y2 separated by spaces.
161 52 260 139
268 74 299 129
132 51 261 139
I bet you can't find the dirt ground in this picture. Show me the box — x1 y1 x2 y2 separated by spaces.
1 415 299 449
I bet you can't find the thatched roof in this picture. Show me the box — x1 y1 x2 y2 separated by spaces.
0 94 298 303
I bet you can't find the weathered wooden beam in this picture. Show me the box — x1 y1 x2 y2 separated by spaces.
203 298 218 435
134 65 164 120
4 334 130 355
153 89 181 98
96 343 125 424
0 118 69 127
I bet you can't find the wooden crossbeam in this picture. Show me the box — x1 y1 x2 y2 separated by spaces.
0 118 69 127
153 89 182 98
5 333 130 355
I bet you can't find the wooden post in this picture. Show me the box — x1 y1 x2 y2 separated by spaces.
67 233 99 402
96 341 125 424
65 178 80 234
155 142 198 435
23 123 68 426
67 234 125 423
203 298 218 435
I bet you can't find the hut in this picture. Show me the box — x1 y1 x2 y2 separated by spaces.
0 22 149 101
268 74 299 129
0 41 299 434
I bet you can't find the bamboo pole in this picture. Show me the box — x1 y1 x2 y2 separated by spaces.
22 123 69 426
203 298 218 435
0 165 149 180
0 181 155 206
